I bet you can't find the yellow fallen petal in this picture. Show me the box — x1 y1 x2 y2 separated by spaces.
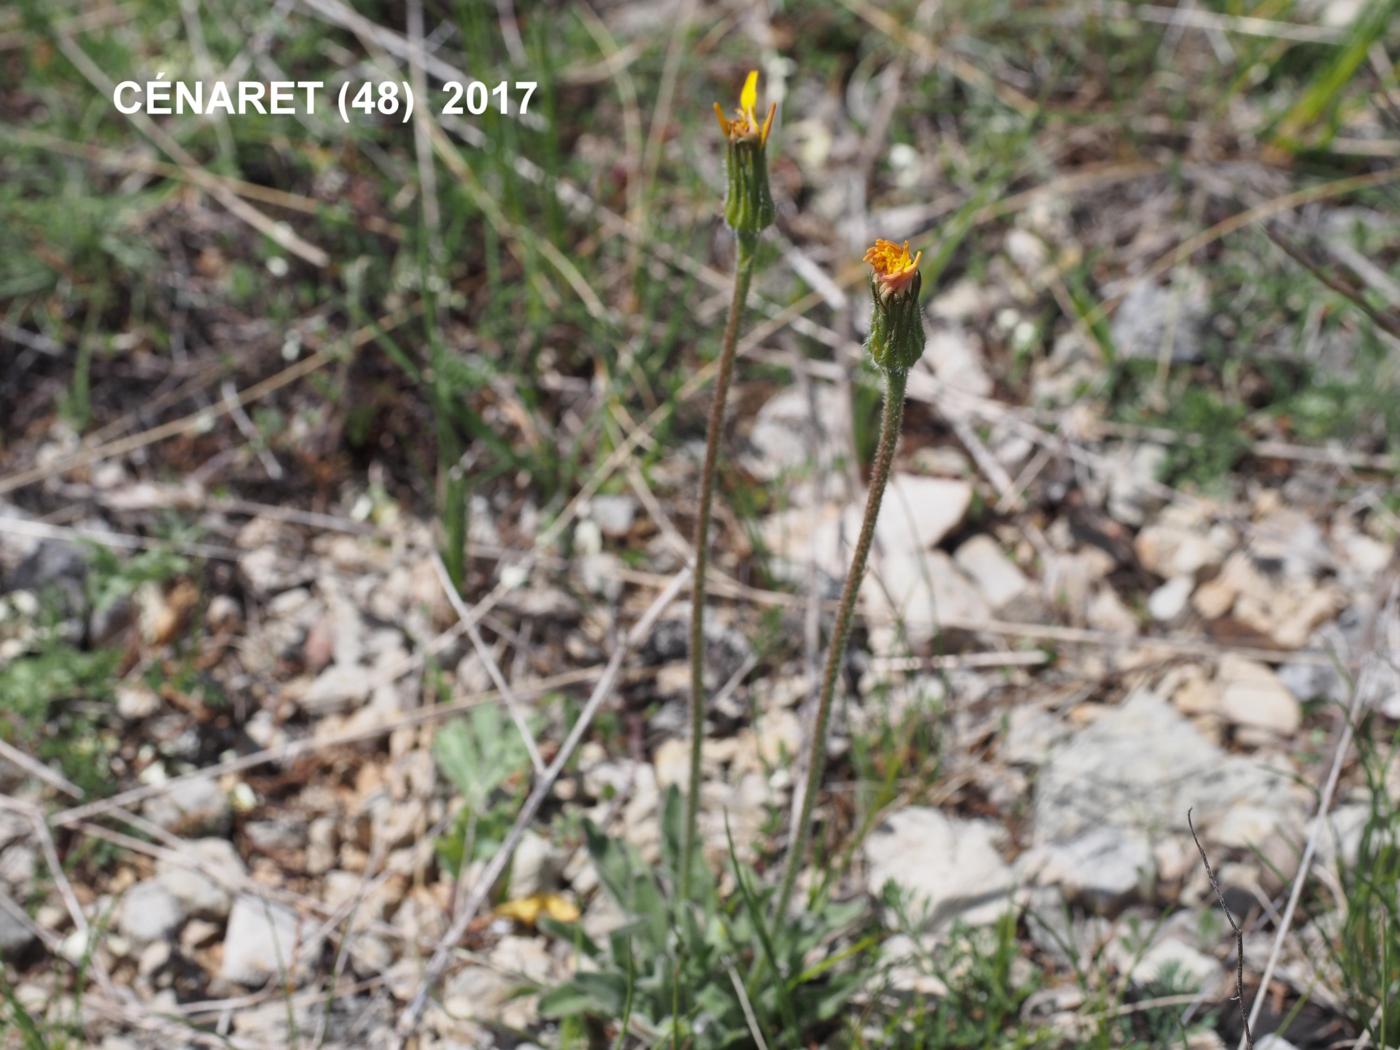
495 896 543 924
740 70 759 118
494 893 580 927
543 895 581 923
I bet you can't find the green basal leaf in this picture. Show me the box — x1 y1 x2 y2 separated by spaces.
537 970 630 1019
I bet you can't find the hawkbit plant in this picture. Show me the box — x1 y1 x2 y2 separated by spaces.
774 239 925 919
682 70 777 898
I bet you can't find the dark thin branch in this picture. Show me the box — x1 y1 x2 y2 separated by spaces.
1188 807 1254 1050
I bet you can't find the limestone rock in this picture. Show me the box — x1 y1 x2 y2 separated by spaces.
1033 690 1305 874
761 474 972 589
1029 826 1154 908
864 807 1013 930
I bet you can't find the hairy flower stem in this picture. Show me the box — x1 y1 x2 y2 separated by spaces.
682 234 757 899
774 367 908 919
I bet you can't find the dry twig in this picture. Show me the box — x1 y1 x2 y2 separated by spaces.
1189 807 1254 1050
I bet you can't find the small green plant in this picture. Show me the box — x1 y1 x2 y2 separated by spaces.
540 788 875 1048
432 705 535 878
0 624 119 798
1332 718 1400 1045
857 895 1053 1049
84 541 191 619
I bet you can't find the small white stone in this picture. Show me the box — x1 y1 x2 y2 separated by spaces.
1217 655 1301 735
926 327 993 397
589 495 637 538
746 381 852 482
509 830 560 899
220 895 315 985
116 685 160 720
156 838 246 919
301 664 372 715
137 939 171 978
1147 576 1194 622
1171 668 1221 716
118 880 184 943
1033 826 1153 906
1125 936 1219 990
1087 585 1139 635
143 777 230 832
954 536 1030 611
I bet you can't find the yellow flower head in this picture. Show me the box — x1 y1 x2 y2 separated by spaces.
863 239 926 372
714 70 777 146
863 239 923 297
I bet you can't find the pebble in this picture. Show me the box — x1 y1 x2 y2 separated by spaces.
589 494 638 538
509 829 561 898
1086 585 1139 635
865 549 991 645
118 880 185 943
0 902 35 954
156 838 246 919
115 684 161 720
246 818 309 854
1118 933 1219 990
1106 444 1168 527
220 895 314 985
743 385 851 482
925 327 993 397
652 737 691 791
440 965 514 1022
1217 655 1301 735
143 778 230 833
1147 575 1194 622
1135 505 1233 579
1171 667 1222 716
954 535 1030 611
761 474 973 590
0 843 37 892
1033 689 1304 871
1109 273 1207 363
301 663 373 715
1002 707 1068 766
137 940 171 978
1029 826 1153 908
306 816 338 876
